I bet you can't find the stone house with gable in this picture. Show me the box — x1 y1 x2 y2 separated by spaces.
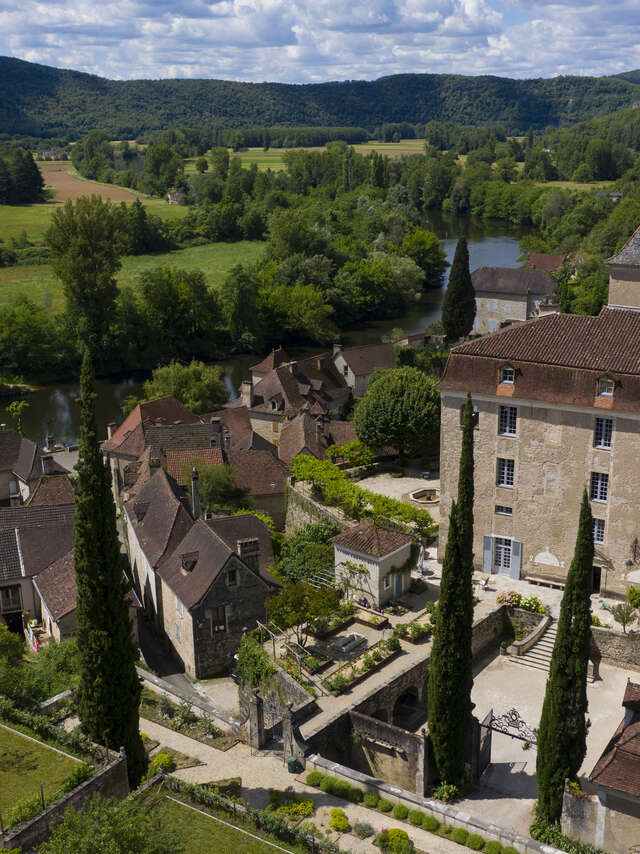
438 223 640 595
332 343 397 397
471 266 557 335
333 522 414 608
0 428 64 506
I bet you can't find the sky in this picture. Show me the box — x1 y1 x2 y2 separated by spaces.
1 0 640 83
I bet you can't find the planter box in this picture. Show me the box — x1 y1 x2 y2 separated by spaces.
354 609 389 630
308 615 354 639
324 646 402 695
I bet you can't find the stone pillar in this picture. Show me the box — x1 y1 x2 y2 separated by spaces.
467 715 481 782
283 701 307 769
249 688 266 749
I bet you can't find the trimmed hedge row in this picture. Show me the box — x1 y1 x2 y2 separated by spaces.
0 696 99 761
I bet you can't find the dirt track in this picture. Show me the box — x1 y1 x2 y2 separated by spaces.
40 163 143 203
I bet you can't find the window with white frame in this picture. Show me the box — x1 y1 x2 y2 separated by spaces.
594 418 613 449
498 406 517 436
590 472 609 503
490 320 497 333
494 537 512 572
495 505 512 515
489 300 496 312
504 304 511 314
497 458 515 487
592 519 605 544
500 366 515 384
598 378 614 397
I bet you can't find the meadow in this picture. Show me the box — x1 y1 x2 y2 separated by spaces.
0 240 264 311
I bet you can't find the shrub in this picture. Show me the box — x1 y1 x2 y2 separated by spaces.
627 586 640 609
378 798 393 812
496 591 521 607
387 828 413 853
157 694 174 718
501 847 517 854
362 654 375 671
393 803 409 820
364 792 379 808
453 828 469 845
422 815 440 831
394 623 409 637
386 636 401 652
347 786 364 803
320 775 335 793
306 770 324 787
433 782 460 802
467 834 486 850
326 674 348 695
372 649 383 662
520 595 545 614
8 794 42 827
150 751 175 773
286 798 314 817
483 841 503 854
591 614 606 627
355 822 374 838
59 763 92 794
329 807 350 832
409 809 424 826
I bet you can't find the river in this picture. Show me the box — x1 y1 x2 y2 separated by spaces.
2 215 525 444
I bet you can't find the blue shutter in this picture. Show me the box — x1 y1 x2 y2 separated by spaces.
482 536 494 573
510 539 522 580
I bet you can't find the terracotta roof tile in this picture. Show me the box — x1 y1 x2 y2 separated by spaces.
33 550 76 621
278 412 328 465
590 718 640 797
333 522 412 558
526 253 567 273
624 679 640 711
27 475 74 506
227 449 287 496
250 347 292 374
164 448 224 486
103 396 200 453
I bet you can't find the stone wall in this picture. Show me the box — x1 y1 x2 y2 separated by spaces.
562 784 640 854
1 751 129 851
239 659 317 732
285 482 351 536
471 606 508 659
591 625 640 671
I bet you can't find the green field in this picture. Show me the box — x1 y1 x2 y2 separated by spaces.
535 180 614 191
153 795 307 854
0 240 264 311
0 724 80 817
224 139 426 172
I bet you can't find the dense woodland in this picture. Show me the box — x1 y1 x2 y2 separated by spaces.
2 56 640 139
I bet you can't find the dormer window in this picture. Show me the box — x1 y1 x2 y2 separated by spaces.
227 568 238 587
500 366 515 385
598 378 614 397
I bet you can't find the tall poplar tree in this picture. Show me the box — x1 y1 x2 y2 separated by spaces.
536 490 594 823
441 237 476 342
428 394 475 785
74 349 146 786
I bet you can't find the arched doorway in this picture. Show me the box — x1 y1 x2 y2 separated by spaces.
392 687 425 730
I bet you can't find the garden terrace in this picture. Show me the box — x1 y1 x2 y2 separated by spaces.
140 687 238 751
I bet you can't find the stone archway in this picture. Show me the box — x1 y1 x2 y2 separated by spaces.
392 687 425 730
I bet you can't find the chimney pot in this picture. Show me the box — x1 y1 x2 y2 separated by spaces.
192 466 202 519
107 422 116 439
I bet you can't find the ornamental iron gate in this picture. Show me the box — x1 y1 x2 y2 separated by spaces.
487 708 537 744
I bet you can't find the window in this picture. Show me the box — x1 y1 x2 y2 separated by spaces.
383 575 391 590
494 537 512 572
343 365 349 377
227 568 238 587
598 378 614 397
594 418 613 449
500 366 515 384
498 406 517 436
175 595 183 616
206 605 227 634
590 472 609 503
490 320 497 333
488 300 496 312
593 519 605 544
495 505 512 516
459 405 479 428
504 304 511 314
497 458 515 487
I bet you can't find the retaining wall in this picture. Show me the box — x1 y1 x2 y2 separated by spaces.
591 625 640 671
285 482 352 536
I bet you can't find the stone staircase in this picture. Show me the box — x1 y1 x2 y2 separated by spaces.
508 619 557 673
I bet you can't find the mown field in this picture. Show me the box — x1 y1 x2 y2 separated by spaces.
0 162 189 242
0 240 264 311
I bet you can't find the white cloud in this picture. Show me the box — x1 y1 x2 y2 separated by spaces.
0 0 638 82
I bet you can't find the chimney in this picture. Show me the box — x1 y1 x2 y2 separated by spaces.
106 422 116 440
240 380 253 408
41 454 55 475
237 538 260 572
191 467 202 519
333 343 343 356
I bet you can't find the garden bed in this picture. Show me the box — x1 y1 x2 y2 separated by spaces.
323 638 402 695
354 608 389 630
308 614 354 639
140 688 238 751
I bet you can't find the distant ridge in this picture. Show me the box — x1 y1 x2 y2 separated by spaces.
1 55 639 140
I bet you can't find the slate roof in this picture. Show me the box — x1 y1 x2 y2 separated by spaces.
336 343 396 376
164 448 225 486
278 412 328 465
125 468 193 567
0 429 45 483
18 523 75 576
227 449 287 496
333 522 412 558
205 513 275 580
145 422 222 455
0 530 20 583
326 421 357 447
449 308 640 374
27 475 74 506
102 396 200 454
608 223 640 266
0 503 75 583
471 267 553 296
201 406 275 453
250 347 292 375
526 253 567 273
33 550 76 621
0 503 75 532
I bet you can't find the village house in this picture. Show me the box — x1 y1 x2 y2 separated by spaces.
471 266 557 335
278 411 357 466
123 464 277 677
562 680 640 854
438 223 640 596
0 428 64 505
332 343 397 397
333 522 414 608
526 253 567 273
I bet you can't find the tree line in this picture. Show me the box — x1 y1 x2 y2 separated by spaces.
0 147 44 204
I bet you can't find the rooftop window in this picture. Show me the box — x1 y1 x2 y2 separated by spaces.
500 366 515 385
598 378 614 397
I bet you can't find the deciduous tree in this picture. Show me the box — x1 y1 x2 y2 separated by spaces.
124 359 228 416
265 583 339 647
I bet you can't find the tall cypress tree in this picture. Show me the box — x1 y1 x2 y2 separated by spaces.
441 237 476 342
428 392 475 785
75 349 146 786
536 490 594 823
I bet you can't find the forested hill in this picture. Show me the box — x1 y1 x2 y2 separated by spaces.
2 55 640 140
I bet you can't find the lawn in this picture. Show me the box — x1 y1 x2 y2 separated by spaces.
535 180 614 191
0 240 265 311
151 794 308 854
228 139 426 172
0 724 80 818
